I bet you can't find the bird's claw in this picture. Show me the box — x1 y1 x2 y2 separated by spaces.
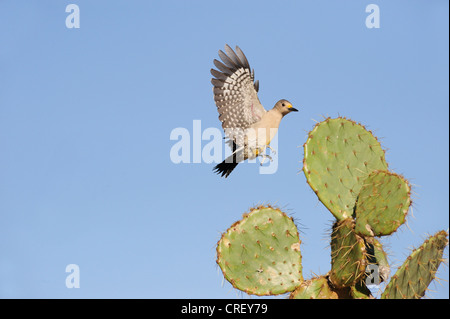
267 146 276 155
260 154 273 166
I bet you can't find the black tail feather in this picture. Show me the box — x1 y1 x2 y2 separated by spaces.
213 161 238 178
214 141 240 178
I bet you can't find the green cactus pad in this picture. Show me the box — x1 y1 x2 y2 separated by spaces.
303 117 388 220
349 281 374 299
329 218 367 288
290 276 338 299
216 206 303 296
355 171 411 237
290 276 373 299
365 237 390 284
381 230 448 299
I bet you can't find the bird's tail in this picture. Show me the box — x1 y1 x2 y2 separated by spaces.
213 142 243 178
213 159 238 178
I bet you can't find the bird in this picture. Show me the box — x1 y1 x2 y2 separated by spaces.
211 44 298 178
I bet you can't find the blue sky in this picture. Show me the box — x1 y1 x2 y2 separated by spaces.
0 1 448 298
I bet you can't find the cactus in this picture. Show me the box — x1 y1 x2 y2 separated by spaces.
303 117 388 221
354 170 411 237
349 281 373 299
329 218 367 287
381 230 449 299
215 117 448 299
365 237 390 283
289 276 338 299
289 274 373 299
216 206 303 296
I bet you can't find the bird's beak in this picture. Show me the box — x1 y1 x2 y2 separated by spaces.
290 107 298 112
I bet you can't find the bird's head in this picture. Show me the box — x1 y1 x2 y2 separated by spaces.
274 99 298 116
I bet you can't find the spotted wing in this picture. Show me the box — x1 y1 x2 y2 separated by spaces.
211 45 266 146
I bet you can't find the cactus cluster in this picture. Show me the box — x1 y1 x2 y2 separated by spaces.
216 117 448 298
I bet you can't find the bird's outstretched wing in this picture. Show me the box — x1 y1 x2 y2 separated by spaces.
211 45 266 147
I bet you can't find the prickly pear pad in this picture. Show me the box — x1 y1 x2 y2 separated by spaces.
365 237 390 283
303 117 388 220
329 218 367 288
289 276 338 299
216 206 303 296
355 171 411 236
381 230 448 299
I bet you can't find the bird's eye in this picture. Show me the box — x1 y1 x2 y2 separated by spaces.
282 103 285 107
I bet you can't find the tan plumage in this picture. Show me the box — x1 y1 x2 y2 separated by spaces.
211 45 298 177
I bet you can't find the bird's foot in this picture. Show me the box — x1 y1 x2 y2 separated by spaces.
267 145 276 155
259 154 273 165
